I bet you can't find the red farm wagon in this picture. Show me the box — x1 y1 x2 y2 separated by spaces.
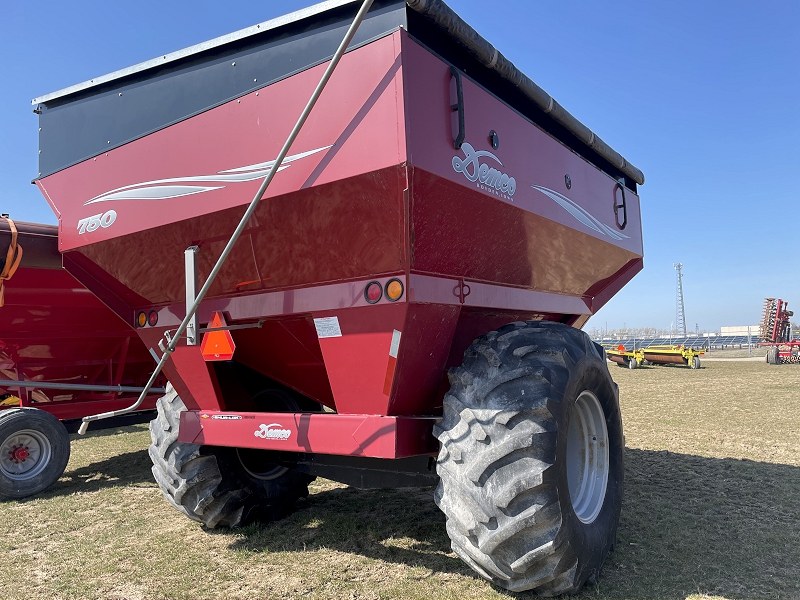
0 218 164 498
30 0 645 593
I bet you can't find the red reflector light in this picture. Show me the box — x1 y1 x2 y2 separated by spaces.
364 281 382 304
148 310 159 327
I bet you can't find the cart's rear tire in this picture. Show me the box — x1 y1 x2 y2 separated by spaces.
148 385 313 528
628 357 636 369
691 356 701 369
434 321 624 595
0 408 70 499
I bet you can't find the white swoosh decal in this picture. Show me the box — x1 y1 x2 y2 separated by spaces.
83 145 332 205
531 185 629 241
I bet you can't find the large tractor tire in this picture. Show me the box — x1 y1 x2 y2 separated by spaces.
148 385 313 528
0 407 70 499
434 321 624 595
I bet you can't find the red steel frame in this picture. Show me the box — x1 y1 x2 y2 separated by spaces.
758 298 799 359
37 30 644 454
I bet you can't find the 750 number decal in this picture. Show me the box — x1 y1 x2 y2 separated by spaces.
77 210 117 235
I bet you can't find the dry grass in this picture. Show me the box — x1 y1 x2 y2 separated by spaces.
1 361 799 599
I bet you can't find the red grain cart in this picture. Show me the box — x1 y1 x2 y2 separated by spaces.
31 0 644 593
0 219 163 498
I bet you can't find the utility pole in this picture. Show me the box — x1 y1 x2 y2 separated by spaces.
674 263 687 336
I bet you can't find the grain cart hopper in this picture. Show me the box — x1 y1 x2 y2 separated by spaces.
0 218 164 498
31 0 645 593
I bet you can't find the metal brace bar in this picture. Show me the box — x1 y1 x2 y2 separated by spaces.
77 0 376 435
158 319 265 344
0 379 166 394
199 320 265 333
185 246 199 345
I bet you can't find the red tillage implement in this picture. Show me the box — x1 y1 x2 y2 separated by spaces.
31 0 644 593
0 219 164 498
760 297 799 364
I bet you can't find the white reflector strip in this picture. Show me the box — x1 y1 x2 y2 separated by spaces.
389 329 402 358
314 316 342 338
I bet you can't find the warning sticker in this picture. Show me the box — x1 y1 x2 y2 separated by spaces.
314 316 342 338
389 329 402 358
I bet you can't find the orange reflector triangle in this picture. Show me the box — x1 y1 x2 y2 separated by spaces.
618 344 625 352
200 311 235 361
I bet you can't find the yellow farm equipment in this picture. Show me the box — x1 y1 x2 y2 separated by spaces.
606 344 703 369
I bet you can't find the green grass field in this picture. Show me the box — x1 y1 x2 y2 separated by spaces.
1 361 799 599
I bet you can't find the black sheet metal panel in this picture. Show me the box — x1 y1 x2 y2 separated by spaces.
35 0 407 178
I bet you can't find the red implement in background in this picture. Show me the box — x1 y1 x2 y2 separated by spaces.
0 220 162 419
759 297 800 364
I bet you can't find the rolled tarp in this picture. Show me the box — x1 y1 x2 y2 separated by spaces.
406 0 645 185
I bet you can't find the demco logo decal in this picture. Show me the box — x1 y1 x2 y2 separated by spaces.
452 142 516 199
254 423 292 441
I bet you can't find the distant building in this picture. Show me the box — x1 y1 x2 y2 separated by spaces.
720 325 760 336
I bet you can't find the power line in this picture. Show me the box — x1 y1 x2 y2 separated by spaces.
674 263 687 336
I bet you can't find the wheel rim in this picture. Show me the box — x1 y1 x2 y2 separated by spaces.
0 429 52 481
566 391 609 524
236 447 288 480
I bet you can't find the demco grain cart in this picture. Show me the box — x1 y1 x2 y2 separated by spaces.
31 0 644 593
0 218 164 498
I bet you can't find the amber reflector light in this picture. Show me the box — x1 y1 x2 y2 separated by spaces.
136 312 147 327
386 279 404 301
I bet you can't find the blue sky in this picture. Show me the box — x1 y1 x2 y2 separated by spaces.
1 1 797 331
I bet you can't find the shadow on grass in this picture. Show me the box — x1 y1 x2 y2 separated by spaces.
226 449 800 599
31 448 156 500
226 485 474 579
590 449 800 599
67 422 150 440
